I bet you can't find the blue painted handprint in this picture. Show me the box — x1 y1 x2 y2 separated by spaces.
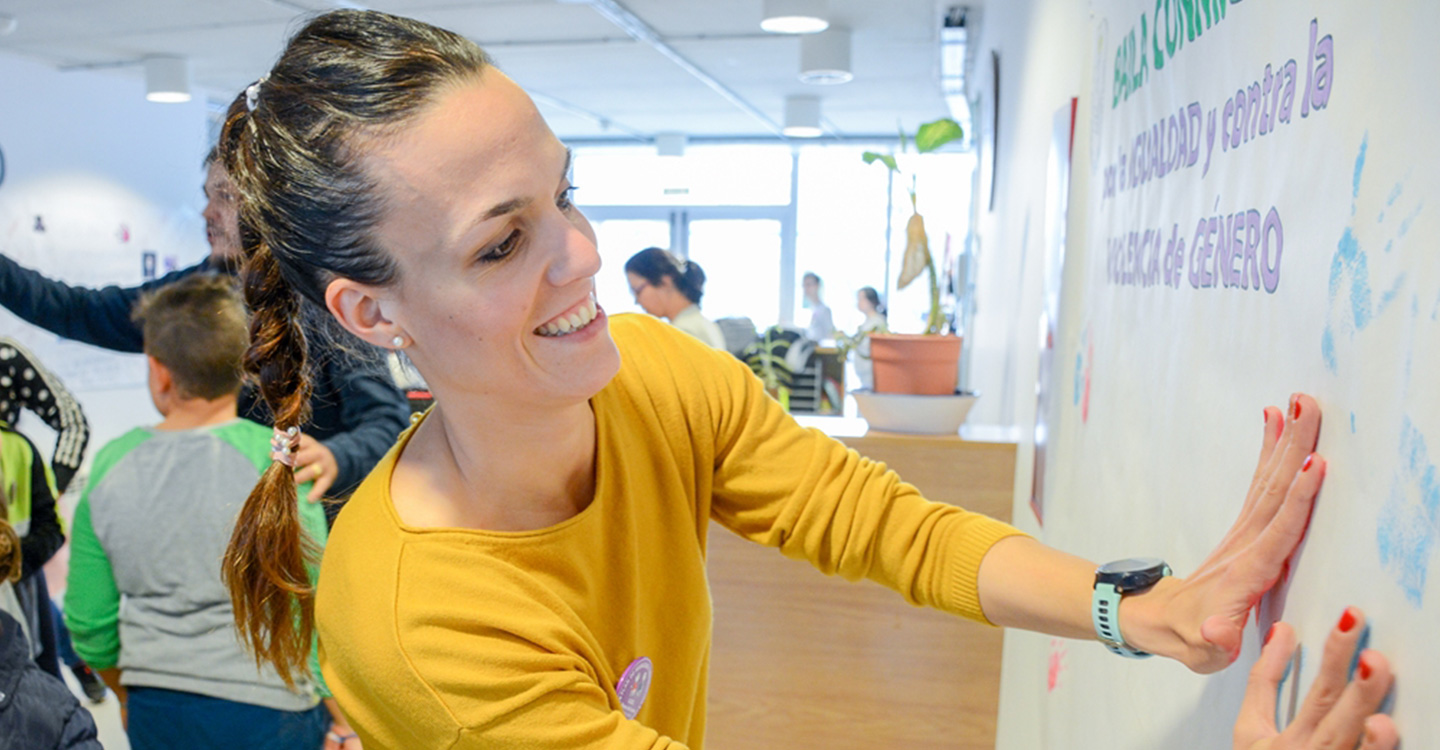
1377 417 1440 606
1322 135 1436 607
1320 134 1421 372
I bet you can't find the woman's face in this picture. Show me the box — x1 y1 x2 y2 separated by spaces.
856 290 874 314
803 276 819 301
361 72 620 408
626 272 663 317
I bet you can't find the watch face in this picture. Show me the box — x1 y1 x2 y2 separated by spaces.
1096 557 1168 592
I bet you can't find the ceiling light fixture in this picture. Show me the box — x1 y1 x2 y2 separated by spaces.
761 0 829 34
799 27 853 85
782 95 823 138
144 56 191 103
654 132 687 157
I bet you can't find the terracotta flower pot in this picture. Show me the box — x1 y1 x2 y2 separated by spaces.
869 333 962 395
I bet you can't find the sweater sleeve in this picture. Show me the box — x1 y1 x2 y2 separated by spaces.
445 692 688 750
63 494 121 670
0 254 210 354
314 357 409 497
18 440 63 579
683 327 1026 625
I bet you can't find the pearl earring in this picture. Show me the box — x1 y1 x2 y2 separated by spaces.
391 335 406 349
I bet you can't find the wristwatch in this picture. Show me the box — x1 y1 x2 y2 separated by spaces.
1092 557 1171 658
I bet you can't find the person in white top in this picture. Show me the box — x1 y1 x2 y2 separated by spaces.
801 272 835 344
624 247 726 349
843 286 889 389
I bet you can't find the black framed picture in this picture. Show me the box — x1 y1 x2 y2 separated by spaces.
989 50 1000 212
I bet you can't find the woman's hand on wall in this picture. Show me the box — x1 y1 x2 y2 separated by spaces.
1123 394 1325 673
1233 609 1397 750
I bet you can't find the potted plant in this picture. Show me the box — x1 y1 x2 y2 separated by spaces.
860 117 966 396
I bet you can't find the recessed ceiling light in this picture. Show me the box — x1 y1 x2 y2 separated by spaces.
783 95 823 138
799 28 853 85
654 132 687 157
761 0 829 34
144 56 192 103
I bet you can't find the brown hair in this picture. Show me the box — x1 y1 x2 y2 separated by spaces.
219 9 491 685
0 487 20 585
132 274 249 400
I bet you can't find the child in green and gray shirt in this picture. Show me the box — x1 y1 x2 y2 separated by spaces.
63 275 357 749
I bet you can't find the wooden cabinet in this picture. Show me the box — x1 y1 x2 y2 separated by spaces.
706 431 1017 749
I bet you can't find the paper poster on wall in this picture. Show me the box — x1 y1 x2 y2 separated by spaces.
1030 99 1077 526
1021 0 1440 747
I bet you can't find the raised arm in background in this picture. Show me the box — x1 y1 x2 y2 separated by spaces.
0 253 211 354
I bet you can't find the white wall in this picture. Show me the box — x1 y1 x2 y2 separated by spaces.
960 0 1092 745
989 0 1440 746
964 1 1091 433
0 50 211 470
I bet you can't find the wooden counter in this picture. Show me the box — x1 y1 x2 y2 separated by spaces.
705 430 1017 749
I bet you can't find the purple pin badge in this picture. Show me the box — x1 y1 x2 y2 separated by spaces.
616 656 653 720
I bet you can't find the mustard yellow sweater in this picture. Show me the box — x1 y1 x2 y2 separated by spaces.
316 313 1024 749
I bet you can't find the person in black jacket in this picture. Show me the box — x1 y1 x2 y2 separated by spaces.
0 505 102 750
0 155 409 514
0 337 88 494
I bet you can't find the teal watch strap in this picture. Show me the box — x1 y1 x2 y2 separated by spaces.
1091 582 1151 658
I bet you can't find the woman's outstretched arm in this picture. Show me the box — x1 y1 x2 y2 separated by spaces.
977 394 1323 673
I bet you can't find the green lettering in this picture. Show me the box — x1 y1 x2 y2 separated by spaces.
1200 0 1216 30
1152 0 1166 71
1114 46 1125 107
1165 0 1179 58
1139 15 1150 85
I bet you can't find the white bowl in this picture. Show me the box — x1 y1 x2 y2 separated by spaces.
851 390 979 435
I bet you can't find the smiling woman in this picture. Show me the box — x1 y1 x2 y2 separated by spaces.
218 10 1396 750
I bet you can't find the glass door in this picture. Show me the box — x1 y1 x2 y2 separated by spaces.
583 206 792 331
685 218 782 327
589 217 671 315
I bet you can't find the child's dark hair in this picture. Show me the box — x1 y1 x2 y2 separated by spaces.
218 9 492 686
624 247 707 305
132 274 249 400
859 286 886 316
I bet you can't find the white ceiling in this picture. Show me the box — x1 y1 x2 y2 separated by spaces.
0 0 977 143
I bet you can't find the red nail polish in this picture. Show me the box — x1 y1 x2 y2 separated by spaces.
1358 655 1372 680
1303 455 1314 472
1338 608 1357 633
1264 624 1277 646
1291 399 1302 420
